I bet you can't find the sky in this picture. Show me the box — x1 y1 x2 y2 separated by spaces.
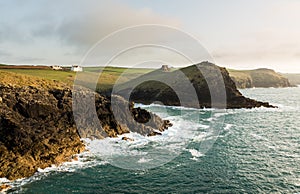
0 0 300 72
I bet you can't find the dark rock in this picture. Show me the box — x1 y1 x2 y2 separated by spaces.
0 84 171 180
147 131 162 137
122 137 134 141
161 65 171 72
115 62 275 109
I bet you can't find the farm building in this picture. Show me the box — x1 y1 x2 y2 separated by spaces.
71 65 83 72
50 65 62 70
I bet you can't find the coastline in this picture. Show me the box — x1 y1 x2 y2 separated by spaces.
0 78 171 183
0 63 280 192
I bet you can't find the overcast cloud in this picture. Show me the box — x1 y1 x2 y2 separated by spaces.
1 0 300 72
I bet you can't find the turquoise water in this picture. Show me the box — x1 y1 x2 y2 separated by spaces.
6 87 300 193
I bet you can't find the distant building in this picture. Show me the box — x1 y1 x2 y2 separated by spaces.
50 65 62 70
71 65 83 72
161 65 170 72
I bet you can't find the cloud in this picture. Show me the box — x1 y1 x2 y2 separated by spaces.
8 0 181 47
0 49 11 57
0 0 181 64
16 56 46 63
56 2 180 48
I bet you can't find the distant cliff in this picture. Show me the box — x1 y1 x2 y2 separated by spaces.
228 68 294 88
115 62 274 109
282 73 300 85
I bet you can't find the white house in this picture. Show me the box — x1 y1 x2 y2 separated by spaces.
50 65 62 70
71 65 83 72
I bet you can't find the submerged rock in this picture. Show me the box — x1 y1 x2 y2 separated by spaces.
122 137 134 141
147 131 162 137
0 84 171 180
0 184 11 192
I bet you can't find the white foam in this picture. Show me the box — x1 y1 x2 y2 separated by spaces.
137 157 153 163
84 117 197 159
188 149 204 158
82 104 214 170
193 132 209 142
4 104 220 190
224 123 233 131
2 151 108 192
205 117 214 122
0 178 9 184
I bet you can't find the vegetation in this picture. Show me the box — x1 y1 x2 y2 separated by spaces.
0 66 154 91
0 64 294 91
0 70 69 89
0 69 76 85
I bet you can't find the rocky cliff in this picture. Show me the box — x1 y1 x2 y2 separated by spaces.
228 68 294 88
115 62 275 109
0 74 171 180
282 73 300 85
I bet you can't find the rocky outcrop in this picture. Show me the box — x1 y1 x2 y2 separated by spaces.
115 62 275 109
0 84 171 181
228 68 294 88
160 65 171 72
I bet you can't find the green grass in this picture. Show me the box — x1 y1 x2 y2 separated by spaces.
0 70 69 89
0 66 154 91
94 67 154 92
0 69 76 85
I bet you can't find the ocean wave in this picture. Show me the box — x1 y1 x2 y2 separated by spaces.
82 105 218 170
1 151 108 193
4 103 225 191
135 103 216 112
83 119 198 169
187 149 204 161
224 123 233 131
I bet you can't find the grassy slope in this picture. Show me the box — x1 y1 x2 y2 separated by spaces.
0 66 154 90
0 69 76 85
0 70 69 89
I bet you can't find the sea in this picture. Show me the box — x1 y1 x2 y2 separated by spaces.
2 86 300 193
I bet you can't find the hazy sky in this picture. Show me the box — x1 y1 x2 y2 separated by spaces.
0 0 300 72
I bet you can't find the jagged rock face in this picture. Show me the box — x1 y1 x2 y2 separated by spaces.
230 76 253 89
0 85 84 180
0 85 171 180
115 62 275 109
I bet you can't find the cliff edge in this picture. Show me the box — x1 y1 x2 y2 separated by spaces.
229 68 294 88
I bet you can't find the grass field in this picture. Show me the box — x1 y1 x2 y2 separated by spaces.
0 66 154 91
0 70 70 89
